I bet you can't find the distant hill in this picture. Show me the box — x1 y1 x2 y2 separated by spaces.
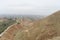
0 15 44 21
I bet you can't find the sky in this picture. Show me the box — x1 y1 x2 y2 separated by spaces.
0 0 60 16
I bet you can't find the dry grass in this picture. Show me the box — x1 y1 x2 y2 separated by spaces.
14 11 60 40
0 11 60 40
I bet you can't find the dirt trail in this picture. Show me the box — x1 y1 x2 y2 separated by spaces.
0 23 22 40
0 23 17 36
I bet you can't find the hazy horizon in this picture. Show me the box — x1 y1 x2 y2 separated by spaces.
0 0 60 16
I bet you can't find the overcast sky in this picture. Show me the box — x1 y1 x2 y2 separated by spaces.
0 0 60 16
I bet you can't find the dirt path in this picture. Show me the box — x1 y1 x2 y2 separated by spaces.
0 23 17 36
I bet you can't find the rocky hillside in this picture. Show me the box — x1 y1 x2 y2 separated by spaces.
14 11 60 40
0 11 60 40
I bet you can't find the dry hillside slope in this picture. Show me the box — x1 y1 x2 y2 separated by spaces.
0 11 60 40
14 11 60 40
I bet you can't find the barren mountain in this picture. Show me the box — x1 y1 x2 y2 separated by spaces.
0 11 60 40
14 11 60 40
